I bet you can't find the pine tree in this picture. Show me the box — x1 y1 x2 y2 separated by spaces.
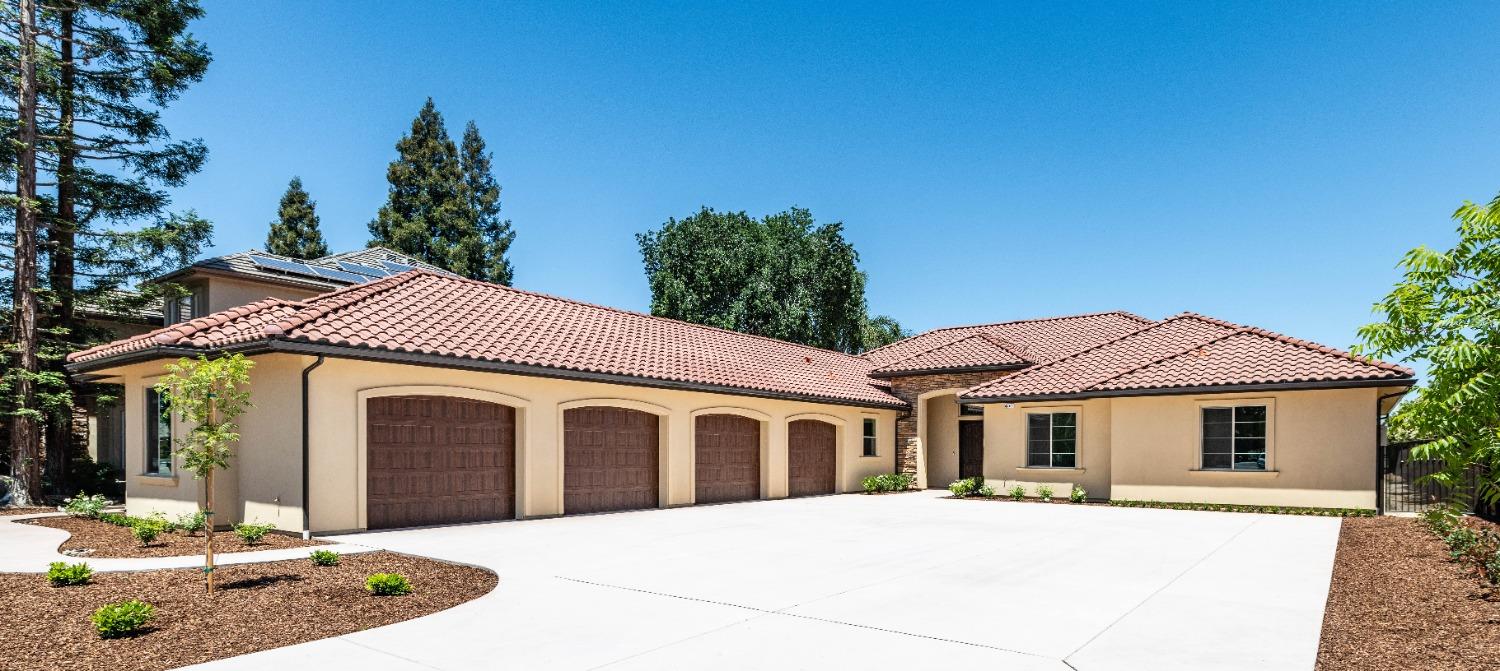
370 101 516 283
265 177 328 258
459 122 514 285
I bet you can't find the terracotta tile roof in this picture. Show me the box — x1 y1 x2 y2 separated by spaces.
960 313 1414 401
70 271 905 408
863 311 1155 374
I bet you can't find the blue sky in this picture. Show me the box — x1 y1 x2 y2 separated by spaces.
159 2 1500 359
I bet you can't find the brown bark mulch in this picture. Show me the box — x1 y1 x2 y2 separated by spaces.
1317 516 1500 670
0 506 58 517
0 550 497 671
21 516 326 558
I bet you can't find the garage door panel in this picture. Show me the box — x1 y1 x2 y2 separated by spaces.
695 414 761 504
366 395 516 529
564 406 660 515
788 419 836 497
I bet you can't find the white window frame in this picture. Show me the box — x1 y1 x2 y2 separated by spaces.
861 417 879 457
144 386 173 476
1196 397 1275 472
1025 408 1079 469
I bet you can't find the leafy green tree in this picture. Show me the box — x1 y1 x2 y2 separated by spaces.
2 0 213 500
369 100 515 283
862 314 910 351
637 207 903 353
1357 191 1500 509
265 177 327 259
153 354 253 594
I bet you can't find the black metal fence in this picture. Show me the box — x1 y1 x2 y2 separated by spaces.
1378 440 1480 515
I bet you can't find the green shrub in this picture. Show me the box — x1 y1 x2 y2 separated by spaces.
99 512 133 527
366 573 412 596
1008 484 1025 501
1421 508 1458 536
62 493 109 519
234 522 276 545
1037 484 1054 501
1069 485 1087 504
1107 499 1376 517
130 518 168 546
863 473 914 493
976 482 995 497
46 561 93 587
1486 548 1500 586
1446 526 1480 562
174 510 207 535
92 600 155 638
948 477 987 498
309 549 340 567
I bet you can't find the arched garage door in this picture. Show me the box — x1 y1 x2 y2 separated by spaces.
788 419 836 497
564 406 660 514
695 414 761 504
366 395 516 529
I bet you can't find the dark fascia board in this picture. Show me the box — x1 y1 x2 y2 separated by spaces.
960 377 1417 404
868 363 1030 379
153 266 342 293
68 338 909 411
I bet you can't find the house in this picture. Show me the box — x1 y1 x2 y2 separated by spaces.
76 247 448 472
65 270 1413 533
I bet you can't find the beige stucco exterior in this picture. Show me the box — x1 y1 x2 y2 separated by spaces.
97 353 899 533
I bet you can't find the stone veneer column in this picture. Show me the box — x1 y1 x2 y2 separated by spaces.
884 370 1019 487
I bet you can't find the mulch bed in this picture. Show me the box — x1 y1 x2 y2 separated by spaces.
0 550 496 671
1317 516 1500 670
0 506 59 517
21 516 326 558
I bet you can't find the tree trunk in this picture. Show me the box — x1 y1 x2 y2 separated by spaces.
8 0 43 507
203 394 217 594
43 6 81 496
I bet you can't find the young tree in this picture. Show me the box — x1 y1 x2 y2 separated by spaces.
1357 190 1500 509
154 354 253 594
459 121 514 285
637 206 903 353
265 177 328 258
4 0 42 504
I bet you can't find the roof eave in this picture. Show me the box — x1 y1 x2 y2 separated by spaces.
152 266 343 292
961 377 1417 404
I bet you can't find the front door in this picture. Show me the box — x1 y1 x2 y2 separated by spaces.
959 420 984 479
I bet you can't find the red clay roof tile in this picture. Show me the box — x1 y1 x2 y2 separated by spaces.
862 311 1155 373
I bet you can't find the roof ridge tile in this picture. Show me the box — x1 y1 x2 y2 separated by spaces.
859 310 1154 359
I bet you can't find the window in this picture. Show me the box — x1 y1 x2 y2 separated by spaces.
1026 412 1076 468
862 418 878 457
1201 406 1266 470
168 287 203 324
145 388 172 475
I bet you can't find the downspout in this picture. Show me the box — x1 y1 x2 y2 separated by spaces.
1376 390 1406 516
301 355 325 539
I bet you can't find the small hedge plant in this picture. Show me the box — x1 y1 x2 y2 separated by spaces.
92 600 155 639
1069 485 1087 504
62 493 109 519
47 561 93 587
174 510 207 535
1037 484 1054 501
947 477 993 498
366 572 413 596
861 473 913 493
1422 508 1500 586
234 522 276 545
1110 499 1376 517
130 517 170 546
309 549 340 567
1008 484 1025 501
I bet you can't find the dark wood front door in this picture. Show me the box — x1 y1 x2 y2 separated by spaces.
959 420 984 479
564 406 660 514
695 414 761 504
366 395 516 530
788 419 836 497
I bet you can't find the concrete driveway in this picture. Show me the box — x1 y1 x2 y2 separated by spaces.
183 491 1340 671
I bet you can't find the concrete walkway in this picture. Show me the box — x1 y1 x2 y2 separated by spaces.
0 513 373 573
180 491 1342 671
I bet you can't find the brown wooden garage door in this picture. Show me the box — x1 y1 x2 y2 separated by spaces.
695 414 761 504
366 395 515 530
788 419 836 497
564 406 660 514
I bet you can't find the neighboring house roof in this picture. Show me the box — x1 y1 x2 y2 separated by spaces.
155 247 451 291
69 271 905 409
959 313 1414 401
76 289 165 326
864 311 1155 376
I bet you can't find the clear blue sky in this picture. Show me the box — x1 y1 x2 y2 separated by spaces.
159 1 1500 359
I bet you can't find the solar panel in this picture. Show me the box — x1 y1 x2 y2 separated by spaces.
310 266 370 283
337 261 391 277
380 261 419 273
248 254 318 276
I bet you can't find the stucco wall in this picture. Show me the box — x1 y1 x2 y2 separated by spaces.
923 394 962 486
203 276 324 314
983 398 1113 499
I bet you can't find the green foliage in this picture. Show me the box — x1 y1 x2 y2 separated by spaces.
174 510 206 535
153 354 254 479
1109 499 1377 517
365 572 413 596
131 517 168 546
309 549 340 567
1445 526 1480 561
1037 484 1054 501
1422 507 1458 535
1356 191 1500 510
265 177 328 258
1009 484 1026 501
47 561 92 587
99 512 133 527
368 100 515 283
948 477 988 498
636 206 904 354
233 522 275 545
62 493 108 519
861 473 913 493
1069 485 1088 504
861 315 911 352
91 600 155 639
